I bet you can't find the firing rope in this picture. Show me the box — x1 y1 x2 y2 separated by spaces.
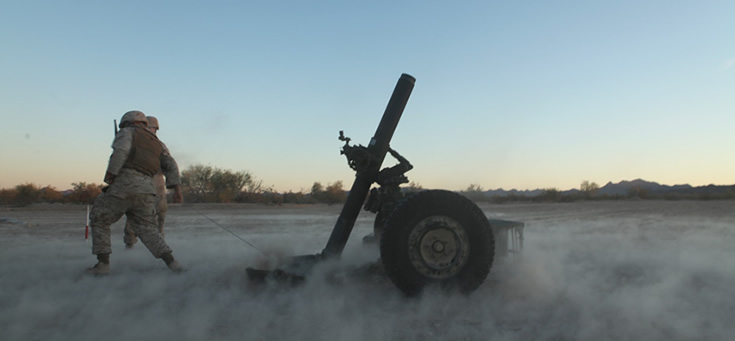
195 209 264 255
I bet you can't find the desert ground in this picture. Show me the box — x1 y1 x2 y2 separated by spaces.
1 200 733 341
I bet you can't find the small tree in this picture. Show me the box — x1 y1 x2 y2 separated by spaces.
282 191 309 204
311 182 324 194
211 169 252 203
404 181 423 193
462 184 488 202
259 190 284 205
181 164 259 203
66 182 103 204
310 182 325 202
0 188 18 205
13 183 40 207
40 186 64 203
466 184 484 192
323 181 347 205
580 180 600 199
534 188 561 202
181 164 214 202
240 176 266 202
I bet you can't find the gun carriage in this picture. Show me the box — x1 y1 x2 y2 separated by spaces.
247 74 523 296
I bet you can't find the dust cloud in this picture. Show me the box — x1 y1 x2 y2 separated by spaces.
1 201 733 340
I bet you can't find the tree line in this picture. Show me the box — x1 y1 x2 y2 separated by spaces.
3 171 733 207
0 164 349 207
0 182 103 207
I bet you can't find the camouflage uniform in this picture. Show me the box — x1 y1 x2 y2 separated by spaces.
123 116 172 248
89 116 181 260
124 165 168 246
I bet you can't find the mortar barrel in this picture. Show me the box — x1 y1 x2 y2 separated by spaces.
322 73 416 257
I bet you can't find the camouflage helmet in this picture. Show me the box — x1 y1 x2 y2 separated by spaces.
146 116 159 131
119 110 148 128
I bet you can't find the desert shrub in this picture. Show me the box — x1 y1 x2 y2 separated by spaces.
181 164 258 203
13 183 40 207
461 184 489 202
40 186 64 203
66 182 103 204
323 181 347 205
282 191 312 204
0 188 18 205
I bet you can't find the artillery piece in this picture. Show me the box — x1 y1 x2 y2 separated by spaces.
247 73 522 296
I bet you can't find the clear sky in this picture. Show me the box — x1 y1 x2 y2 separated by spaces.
1 1 734 192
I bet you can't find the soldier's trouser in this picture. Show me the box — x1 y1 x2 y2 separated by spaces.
91 192 172 258
124 194 167 245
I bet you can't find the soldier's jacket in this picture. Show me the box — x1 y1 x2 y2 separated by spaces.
151 142 170 198
104 126 181 199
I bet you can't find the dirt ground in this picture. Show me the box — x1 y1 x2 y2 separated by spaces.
1 201 734 340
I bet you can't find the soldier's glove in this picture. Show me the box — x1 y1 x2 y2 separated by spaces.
104 171 116 185
172 184 183 203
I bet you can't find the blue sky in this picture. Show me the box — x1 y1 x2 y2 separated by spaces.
1 1 734 192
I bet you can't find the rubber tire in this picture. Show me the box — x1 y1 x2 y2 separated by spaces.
361 211 385 245
380 190 494 296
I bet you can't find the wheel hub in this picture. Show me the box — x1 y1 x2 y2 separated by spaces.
432 241 445 253
408 216 470 279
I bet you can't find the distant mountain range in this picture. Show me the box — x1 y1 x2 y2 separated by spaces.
482 179 735 198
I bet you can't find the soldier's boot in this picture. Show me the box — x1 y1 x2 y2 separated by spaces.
161 252 183 273
86 253 110 276
125 243 135 250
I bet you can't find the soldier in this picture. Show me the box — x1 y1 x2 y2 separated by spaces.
123 116 175 248
87 110 183 275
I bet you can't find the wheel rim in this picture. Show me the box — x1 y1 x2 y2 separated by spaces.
407 216 470 279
